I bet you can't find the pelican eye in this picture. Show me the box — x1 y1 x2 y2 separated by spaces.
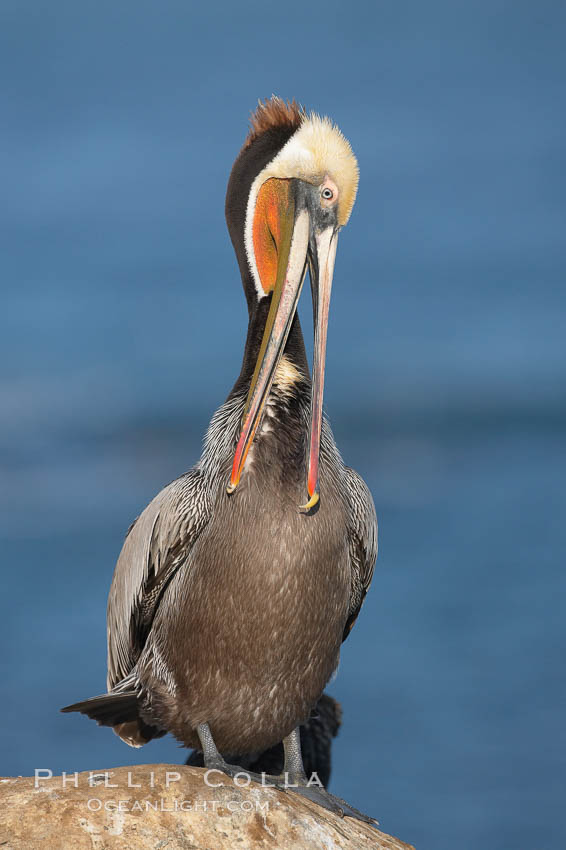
321 187 334 200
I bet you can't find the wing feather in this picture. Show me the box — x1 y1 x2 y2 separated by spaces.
106 468 211 690
343 467 378 641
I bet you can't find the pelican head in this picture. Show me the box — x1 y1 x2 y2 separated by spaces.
225 97 359 511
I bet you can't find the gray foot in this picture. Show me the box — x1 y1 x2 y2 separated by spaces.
196 722 377 826
205 761 377 827
288 783 378 826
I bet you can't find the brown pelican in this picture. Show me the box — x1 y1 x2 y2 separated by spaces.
62 97 378 822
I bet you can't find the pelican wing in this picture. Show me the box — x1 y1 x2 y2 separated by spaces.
106 468 212 690
343 466 378 641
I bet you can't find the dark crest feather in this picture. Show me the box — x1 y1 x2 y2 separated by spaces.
245 96 303 148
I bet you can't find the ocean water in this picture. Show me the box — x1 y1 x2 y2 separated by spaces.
1 2 565 848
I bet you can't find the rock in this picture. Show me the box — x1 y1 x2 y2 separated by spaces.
0 764 414 850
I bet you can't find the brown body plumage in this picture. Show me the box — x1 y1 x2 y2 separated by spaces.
133 376 350 753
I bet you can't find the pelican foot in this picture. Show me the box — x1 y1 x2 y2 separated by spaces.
200 760 377 825
287 782 378 826
195 722 377 827
198 754 377 826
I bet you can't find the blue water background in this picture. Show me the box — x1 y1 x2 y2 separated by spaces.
1 2 565 847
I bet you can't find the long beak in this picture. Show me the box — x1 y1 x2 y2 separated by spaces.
227 206 310 494
299 226 338 512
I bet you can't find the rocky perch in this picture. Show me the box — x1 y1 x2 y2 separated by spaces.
0 764 413 850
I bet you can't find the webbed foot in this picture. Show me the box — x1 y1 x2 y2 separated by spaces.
196 721 377 827
287 781 378 826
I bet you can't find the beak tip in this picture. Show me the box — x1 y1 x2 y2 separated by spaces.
298 490 320 514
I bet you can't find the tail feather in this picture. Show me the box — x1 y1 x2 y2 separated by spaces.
61 691 139 727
